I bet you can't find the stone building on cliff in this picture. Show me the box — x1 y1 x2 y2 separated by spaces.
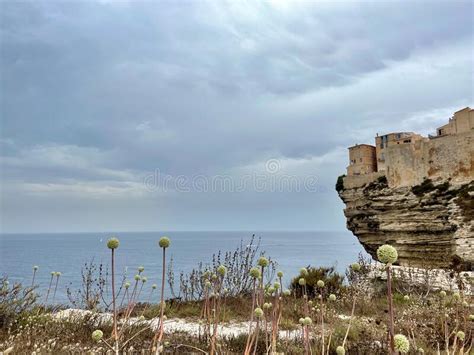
339 107 473 271
345 107 474 188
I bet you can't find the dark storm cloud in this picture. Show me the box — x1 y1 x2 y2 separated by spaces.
1 0 472 232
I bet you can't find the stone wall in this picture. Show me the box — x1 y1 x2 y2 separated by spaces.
385 130 473 187
343 171 383 189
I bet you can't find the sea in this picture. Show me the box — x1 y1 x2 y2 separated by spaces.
0 231 366 304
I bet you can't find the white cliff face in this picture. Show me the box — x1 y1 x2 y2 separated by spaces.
338 179 473 271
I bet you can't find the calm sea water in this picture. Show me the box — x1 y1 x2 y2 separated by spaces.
0 231 366 304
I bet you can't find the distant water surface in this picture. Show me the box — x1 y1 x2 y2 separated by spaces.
0 231 366 304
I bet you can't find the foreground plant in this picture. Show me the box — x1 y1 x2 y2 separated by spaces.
153 236 170 354
377 244 398 354
107 237 120 354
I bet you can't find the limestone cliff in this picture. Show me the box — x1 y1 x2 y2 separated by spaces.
338 178 473 270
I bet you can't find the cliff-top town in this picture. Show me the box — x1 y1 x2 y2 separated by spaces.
344 107 474 189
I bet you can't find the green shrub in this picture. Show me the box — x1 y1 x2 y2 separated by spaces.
336 175 346 193
411 178 435 196
290 266 344 297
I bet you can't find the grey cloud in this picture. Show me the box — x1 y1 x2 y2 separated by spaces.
0 0 472 232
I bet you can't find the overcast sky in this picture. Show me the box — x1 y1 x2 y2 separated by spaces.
1 0 472 233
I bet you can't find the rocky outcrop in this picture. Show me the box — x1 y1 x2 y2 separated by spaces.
338 179 474 270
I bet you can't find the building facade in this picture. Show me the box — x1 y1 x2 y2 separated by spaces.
344 107 474 188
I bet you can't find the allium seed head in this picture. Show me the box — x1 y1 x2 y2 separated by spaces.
283 290 291 296
33 266 39 271
254 307 264 318
152 284 157 289
55 272 61 277
456 331 465 341
51 271 55 276
300 267 309 276
159 236 170 248
217 265 227 276
205 280 212 288
299 318 305 325
258 257 269 268
277 271 283 278
267 286 275 295
107 237 120 250
138 266 145 273
329 294 336 301
439 290 447 298
91 330 103 342
124 282 130 289
250 267 261 279
469 314 474 321
273 282 280 290
394 334 410 353
462 301 468 307
263 302 272 310
308 300 313 306
141 277 147 283
376 244 398 264
317 280 325 288
453 292 461 301
417 348 424 354
336 346 345 355
134 275 141 281
403 295 410 302
298 278 306 286
303 317 312 326
350 263 361 272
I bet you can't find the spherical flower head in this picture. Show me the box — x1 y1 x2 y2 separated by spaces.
267 286 275 295
124 282 130 289
273 282 280 290
254 307 264 318
211 274 218 280
350 263 361 272
308 300 313 306
336 346 345 355
55 272 61 277
377 244 398 264
317 280 325 288
462 301 468 307
283 289 291 296
51 271 55 276
329 294 336 302
456 331 465 341
277 271 283 278
159 236 170 248
134 274 141 281
91 330 103 342
394 334 410 353
299 317 305 325
417 348 424 354
141 277 147 283
138 266 145 273
303 317 312 326
258 257 269 268
439 290 446 298
107 237 120 250
152 284 157 290
263 302 272 310
298 278 306 286
33 265 39 271
300 267 309 276
250 267 261 279
205 280 212 289
203 271 210 279
453 292 461 301
217 265 227 276
403 295 410 302
469 314 474 321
